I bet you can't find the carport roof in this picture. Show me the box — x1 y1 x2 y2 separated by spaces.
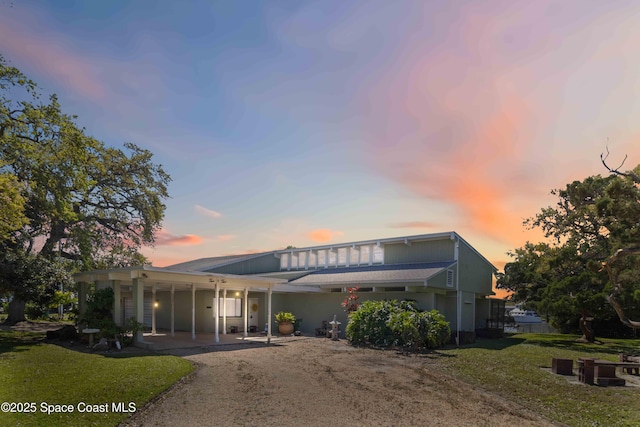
287 261 455 286
73 265 290 291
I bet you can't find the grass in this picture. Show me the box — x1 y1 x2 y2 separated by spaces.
432 333 640 427
0 330 193 426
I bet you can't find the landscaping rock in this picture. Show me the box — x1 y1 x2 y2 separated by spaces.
93 337 109 351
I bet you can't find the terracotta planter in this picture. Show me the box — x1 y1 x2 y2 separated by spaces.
278 322 294 335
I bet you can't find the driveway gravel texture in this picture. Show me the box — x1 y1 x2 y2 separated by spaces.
121 337 558 427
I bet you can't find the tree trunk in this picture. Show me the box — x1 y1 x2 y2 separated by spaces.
578 315 595 343
4 299 27 325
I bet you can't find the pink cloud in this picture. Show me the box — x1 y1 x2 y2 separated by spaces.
309 229 345 243
195 205 223 218
154 229 203 246
0 9 106 100
357 3 574 247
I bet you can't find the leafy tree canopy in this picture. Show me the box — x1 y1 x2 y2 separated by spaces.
0 53 170 323
497 162 640 337
0 165 28 239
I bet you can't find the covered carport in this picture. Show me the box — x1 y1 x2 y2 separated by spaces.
74 266 293 347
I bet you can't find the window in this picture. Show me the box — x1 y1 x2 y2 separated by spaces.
298 251 307 269
373 245 384 263
360 245 371 264
337 248 347 265
280 253 289 270
318 250 326 267
218 298 242 317
328 249 337 266
349 247 360 265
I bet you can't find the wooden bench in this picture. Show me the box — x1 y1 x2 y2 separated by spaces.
619 354 640 375
578 357 640 386
551 358 573 375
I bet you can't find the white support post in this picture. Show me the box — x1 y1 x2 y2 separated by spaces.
243 287 249 338
191 284 196 340
151 284 157 336
132 277 145 345
214 283 220 343
454 237 461 346
267 285 273 344
222 289 227 335
170 285 175 337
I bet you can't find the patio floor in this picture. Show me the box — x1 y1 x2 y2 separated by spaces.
139 330 307 351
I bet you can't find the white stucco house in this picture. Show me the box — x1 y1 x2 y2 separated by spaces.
74 231 498 346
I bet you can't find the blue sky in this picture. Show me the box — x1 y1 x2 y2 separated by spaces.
2 1 640 296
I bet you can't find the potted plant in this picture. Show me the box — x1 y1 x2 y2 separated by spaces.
275 311 296 335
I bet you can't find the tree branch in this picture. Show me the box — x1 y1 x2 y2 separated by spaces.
601 146 640 183
598 247 640 330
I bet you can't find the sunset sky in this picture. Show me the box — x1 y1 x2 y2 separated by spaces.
2 1 640 297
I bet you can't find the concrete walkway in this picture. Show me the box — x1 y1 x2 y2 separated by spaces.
139 330 302 351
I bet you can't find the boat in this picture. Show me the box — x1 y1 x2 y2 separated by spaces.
507 306 542 324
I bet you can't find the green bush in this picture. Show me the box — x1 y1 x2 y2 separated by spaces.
79 287 119 338
346 299 450 350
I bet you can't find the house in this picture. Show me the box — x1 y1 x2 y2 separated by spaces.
74 231 497 346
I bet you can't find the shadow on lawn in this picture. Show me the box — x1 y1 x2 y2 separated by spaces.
0 329 177 359
46 339 175 359
0 330 44 355
518 334 639 356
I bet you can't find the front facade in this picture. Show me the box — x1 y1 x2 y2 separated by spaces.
75 231 497 345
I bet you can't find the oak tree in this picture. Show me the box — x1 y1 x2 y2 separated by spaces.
0 54 170 324
498 159 640 340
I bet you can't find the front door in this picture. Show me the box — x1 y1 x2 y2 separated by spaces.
248 298 259 329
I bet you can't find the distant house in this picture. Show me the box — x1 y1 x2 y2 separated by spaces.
74 231 497 346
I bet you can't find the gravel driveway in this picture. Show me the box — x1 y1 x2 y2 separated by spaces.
121 337 558 427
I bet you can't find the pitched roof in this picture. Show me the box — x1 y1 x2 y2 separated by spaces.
164 252 273 272
287 261 455 286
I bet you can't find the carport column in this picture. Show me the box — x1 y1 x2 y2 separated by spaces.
112 280 122 326
170 285 175 337
214 283 220 343
132 277 145 344
243 287 249 338
267 285 272 344
191 284 196 340
151 284 157 336
222 289 227 335
453 236 461 346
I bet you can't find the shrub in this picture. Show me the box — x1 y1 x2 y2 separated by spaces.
120 317 147 346
79 287 119 338
346 299 450 350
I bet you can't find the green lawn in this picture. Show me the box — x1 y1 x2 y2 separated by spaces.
433 333 640 427
0 330 193 426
